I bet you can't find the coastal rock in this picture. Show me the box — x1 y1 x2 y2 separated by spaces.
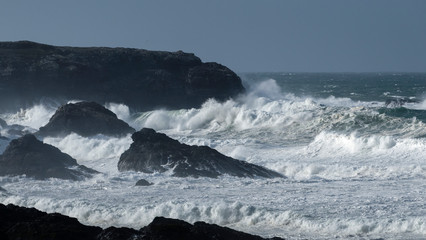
135 179 153 186
97 227 141 240
37 101 135 137
0 204 102 240
0 134 97 180
118 128 283 178
141 217 285 240
0 204 284 240
0 41 245 112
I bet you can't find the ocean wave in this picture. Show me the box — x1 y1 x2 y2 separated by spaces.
1 193 425 240
43 133 133 174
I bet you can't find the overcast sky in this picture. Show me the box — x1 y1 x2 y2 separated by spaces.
1 0 425 72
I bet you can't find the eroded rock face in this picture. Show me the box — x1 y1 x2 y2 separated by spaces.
118 128 283 178
37 101 135 137
0 41 245 112
0 134 97 180
0 204 285 240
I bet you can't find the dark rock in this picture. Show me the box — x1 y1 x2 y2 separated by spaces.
97 227 141 240
0 203 102 240
140 216 285 240
0 204 284 240
135 179 153 186
0 134 97 180
118 128 283 178
37 101 135 137
0 41 245 112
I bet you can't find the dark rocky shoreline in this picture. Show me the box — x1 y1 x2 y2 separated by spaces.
0 203 284 240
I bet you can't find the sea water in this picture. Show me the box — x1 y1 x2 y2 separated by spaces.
1 73 426 239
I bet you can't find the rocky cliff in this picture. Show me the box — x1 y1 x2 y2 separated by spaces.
0 41 245 111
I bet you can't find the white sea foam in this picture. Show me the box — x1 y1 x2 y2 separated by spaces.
1 79 426 239
0 104 56 130
43 134 133 174
105 103 132 125
1 174 425 240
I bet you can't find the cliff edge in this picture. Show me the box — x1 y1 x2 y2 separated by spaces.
0 41 244 111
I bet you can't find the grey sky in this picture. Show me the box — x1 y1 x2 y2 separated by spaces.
1 0 425 72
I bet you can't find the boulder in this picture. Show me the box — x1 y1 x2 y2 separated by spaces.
0 41 245 112
118 128 283 178
37 101 135 137
0 134 97 180
135 179 153 186
0 204 284 240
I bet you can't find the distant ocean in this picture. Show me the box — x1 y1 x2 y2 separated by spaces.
1 72 426 239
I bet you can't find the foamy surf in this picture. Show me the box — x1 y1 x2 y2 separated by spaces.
1 74 426 239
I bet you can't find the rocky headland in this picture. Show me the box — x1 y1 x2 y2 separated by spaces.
118 128 283 178
0 41 245 112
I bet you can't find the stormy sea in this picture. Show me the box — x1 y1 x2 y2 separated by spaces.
1 72 426 239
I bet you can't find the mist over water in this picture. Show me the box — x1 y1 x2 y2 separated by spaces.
1 73 426 239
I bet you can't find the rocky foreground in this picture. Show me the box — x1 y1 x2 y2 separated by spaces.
118 128 283 178
0 41 245 112
0 203 284 240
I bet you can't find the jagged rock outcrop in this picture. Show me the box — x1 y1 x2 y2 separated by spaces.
0 41 245 112
0 134 97 180
37 101 135 137
0 204 285 240
118 128 283 178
